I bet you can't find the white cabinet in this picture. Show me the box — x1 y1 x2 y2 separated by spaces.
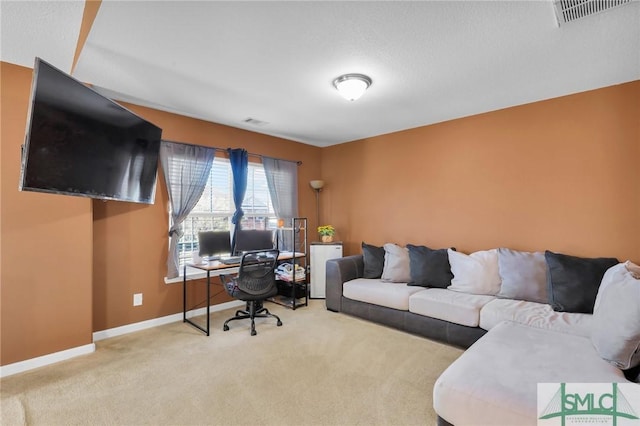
310 243 343 298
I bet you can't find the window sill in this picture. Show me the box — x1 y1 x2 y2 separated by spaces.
164 266 209 284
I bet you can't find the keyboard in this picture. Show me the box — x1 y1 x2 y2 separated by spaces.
220 256 242 265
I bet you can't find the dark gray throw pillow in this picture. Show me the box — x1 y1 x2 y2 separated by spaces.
545 250 618 314
407 244 455 288
362 242 385 279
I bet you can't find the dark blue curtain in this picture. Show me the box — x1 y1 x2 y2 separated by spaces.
228 148 248 252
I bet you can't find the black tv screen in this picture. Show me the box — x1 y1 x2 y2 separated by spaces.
19 58 162 204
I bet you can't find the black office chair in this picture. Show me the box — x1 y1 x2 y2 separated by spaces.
219 249 282 336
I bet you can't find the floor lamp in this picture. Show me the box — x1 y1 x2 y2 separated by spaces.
310 180 324 228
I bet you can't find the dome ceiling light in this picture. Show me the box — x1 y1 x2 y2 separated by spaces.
332 74 372 101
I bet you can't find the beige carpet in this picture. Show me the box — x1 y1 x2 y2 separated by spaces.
1 300 463 425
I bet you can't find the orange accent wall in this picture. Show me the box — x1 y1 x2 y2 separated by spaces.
2 58 638 367
92 104 322 332
1 62 94 365
1 61 321 366
322 81 640 263
71 0 102 74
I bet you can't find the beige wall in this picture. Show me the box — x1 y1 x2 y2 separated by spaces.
322 81 640 263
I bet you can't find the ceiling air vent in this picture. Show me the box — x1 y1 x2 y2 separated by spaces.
553 0 632 25
242 117 268 127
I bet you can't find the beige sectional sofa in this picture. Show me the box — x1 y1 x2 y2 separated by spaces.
325 246 640 426
338 276 592 336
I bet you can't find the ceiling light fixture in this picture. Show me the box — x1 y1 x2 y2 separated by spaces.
333 74 372 101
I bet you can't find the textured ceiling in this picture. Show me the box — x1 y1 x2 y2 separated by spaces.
2 1 639 147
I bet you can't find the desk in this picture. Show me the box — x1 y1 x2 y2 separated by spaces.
183 252 305 335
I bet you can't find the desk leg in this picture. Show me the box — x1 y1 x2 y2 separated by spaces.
183 265 210 336
206 271 211 336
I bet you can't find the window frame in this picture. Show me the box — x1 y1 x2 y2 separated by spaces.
173 157 278 271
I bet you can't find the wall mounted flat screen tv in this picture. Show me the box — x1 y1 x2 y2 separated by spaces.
19 58 162 204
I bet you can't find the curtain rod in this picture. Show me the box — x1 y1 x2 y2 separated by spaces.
161 139 302 166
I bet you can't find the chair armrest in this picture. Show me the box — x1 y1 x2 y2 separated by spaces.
219 274 233 285
218 274 238 295
325 254 364 312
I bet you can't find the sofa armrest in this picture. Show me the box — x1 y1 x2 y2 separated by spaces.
325 254 364 312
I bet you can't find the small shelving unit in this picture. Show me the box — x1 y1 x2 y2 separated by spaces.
270 217 308 310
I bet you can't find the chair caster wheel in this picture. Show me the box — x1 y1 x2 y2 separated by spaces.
223 325 229 331
277 320 283 326
251 329 257 336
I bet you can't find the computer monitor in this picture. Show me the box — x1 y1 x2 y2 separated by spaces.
198 231 232 259
234 230 274 254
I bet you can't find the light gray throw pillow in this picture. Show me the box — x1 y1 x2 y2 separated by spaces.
381 243 411 283
591 261 640 370
496 248 548 304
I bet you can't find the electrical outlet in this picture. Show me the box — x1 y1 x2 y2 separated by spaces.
133 293 143 306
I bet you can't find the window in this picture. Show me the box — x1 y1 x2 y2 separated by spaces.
177 158 277 267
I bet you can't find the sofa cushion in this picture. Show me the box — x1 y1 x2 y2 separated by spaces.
447 248 501 295
479 298 592 337
406 244 454 288
361 242 385 279
343 278 425 310
627 261 640 279
381 243 411 283
545 250 618 313
496 248 548 304
409 288 495 327
592 261 640 370
434 321 628 426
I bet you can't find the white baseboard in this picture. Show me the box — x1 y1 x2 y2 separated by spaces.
0 343 96 378
0 300 244 378
92 299 244 341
